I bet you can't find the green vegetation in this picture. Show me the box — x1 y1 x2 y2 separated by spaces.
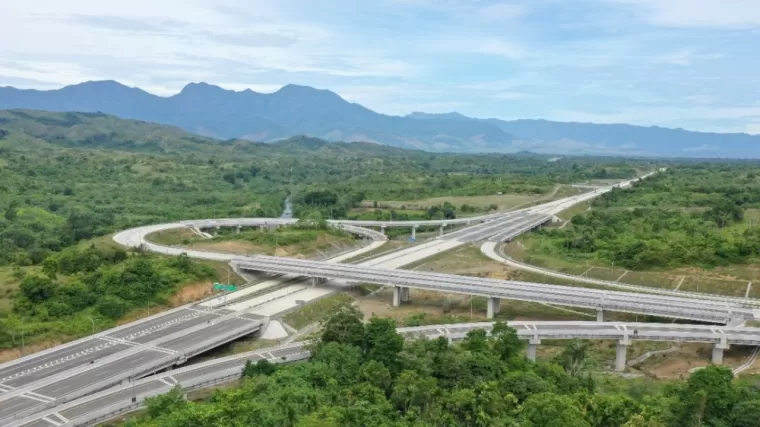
150 221 358 257
282 293 355 329
0 246 215 349
132 307 760 427
528 164 760 270
0 109 645 351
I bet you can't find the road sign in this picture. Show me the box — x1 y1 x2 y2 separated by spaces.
212 283 237 292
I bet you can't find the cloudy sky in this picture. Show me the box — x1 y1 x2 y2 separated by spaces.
3 0 760 133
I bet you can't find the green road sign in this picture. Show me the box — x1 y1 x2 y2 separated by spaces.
212 283 237 292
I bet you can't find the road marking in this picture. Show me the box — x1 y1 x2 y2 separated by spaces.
21 391 55 403
51 412 70 423
0 384 14 391
42 416 63 426
674 276 686 291
1 311 208 383
26 391 55 402
159 378 175 386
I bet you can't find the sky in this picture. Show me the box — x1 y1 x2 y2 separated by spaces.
3 0 760 134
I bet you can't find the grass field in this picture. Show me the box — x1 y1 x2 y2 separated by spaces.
377 193 544 211
282 293 355 329
147 227 359 258
511 232 760 298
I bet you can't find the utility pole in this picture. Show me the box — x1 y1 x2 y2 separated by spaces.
20 317 25 357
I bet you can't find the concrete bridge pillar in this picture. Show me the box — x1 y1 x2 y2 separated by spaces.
439 224 446 237
311 277 326 287
235 225 242 234
596 309 604 322
393 286 402 307
615 339 630 371
712 339 729 365
486 297 501 319
214 225 220 236
527 338 541 362
400 286 410 303
412 225 418 240
380 225 386 235
259 225 265 232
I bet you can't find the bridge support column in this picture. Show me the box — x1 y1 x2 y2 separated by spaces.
527 338 541 362
596 309 604 322
616 339 630 371
400 286 410 303
712 339 729 365
393 286 402 307
412 225 418 240
214 225 220 236
311 277 325 287
380 225 386 235
235 225 242 234
259 225 265 232
486 297 501 319
439 224 445 236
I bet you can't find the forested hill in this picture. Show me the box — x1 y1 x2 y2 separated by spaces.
4 81 760 157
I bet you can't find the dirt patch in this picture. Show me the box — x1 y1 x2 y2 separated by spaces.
169 281 215 306
189 240 257 254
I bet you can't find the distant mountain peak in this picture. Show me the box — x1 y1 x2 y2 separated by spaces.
407 111 470 121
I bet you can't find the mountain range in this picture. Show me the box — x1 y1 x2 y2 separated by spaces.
1 80 758 158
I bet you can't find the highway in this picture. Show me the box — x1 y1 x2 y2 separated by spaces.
9 318 758 427
234 255 754 324
0 173 656 422
0 309 264 424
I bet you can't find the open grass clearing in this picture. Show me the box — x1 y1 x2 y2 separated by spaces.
282 293 355 329
376 193 544 211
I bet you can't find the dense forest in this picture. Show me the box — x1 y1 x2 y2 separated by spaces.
129 307 760 427
532 164 760 269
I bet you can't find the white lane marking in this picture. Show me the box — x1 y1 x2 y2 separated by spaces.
51 412 70 423
42 416 63 426
21 392 55 403
159 378 175 386
26 391 55 402
0 383 14 391
1 311 206 382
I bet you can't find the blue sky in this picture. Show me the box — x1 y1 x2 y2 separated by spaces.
3 0 760 133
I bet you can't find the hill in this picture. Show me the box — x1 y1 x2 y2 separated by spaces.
0 81 517 153
2 81 760 157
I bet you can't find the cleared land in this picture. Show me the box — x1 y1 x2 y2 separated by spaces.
148 227 361 258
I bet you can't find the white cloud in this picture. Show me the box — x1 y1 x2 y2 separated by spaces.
478 39 525 58
609 0 760 28
476 3 527 22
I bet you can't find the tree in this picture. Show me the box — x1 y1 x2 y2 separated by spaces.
242 359 277 378
519 393 591 427
461 328 489 353
359 359 392 393
390 370 438 413
19 275 57 303
144 385 187 419
4 201 18 221
622 415 666 427
730 399 760 427
363 317 404 371
490 322 524 361
670 365 736 427
555 339 591 376
321 305 365 347
589 394 640 427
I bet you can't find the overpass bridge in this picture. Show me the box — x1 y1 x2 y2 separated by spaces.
8 319 759 427
234 255 755 324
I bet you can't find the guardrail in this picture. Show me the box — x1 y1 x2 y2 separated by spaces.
2 317 264 423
